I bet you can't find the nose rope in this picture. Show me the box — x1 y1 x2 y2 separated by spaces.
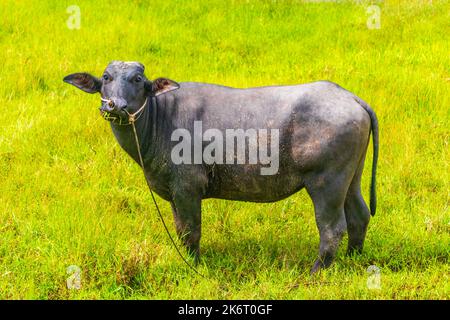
100 97 148 125
101 96 205 278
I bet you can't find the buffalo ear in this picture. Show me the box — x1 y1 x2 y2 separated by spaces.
149 78 180 96
63 73 101 94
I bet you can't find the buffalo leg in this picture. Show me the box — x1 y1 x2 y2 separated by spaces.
344 155 371 255
307 171 352 274
170 194 202 263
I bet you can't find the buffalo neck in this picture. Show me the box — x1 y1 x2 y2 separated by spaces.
109 96 157 168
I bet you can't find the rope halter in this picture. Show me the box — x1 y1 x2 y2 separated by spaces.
100 97 148 125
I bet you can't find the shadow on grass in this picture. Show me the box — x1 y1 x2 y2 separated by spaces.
201 235 318 273
199 232 449 276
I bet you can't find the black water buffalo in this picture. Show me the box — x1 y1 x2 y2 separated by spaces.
64 61 378 273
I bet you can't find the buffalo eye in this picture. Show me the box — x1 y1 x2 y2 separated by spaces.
134 75 143 83
102 74 110 81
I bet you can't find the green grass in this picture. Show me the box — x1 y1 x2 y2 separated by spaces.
0 0 449 299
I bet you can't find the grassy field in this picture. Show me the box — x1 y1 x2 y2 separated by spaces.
0 0 449 299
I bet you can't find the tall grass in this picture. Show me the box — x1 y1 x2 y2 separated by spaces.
0 0 448 299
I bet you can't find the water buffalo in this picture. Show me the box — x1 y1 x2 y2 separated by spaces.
63 61 378 273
